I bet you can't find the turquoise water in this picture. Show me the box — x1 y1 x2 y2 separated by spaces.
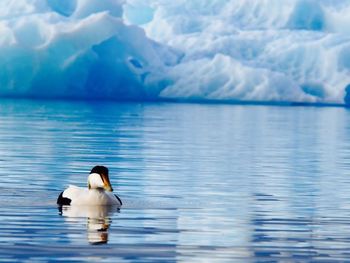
1 100 350 262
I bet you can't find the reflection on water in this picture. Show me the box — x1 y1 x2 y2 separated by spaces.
59 205 120 245
1 99 350 261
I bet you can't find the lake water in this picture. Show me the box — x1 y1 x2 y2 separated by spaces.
1 99 350 262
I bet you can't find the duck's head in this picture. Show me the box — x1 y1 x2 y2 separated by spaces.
88 166 113 192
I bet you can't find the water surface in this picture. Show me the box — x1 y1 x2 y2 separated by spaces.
1 100 350 262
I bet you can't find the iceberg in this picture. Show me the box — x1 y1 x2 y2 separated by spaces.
134 0 350 104
1 0 350 104
0 0 179 100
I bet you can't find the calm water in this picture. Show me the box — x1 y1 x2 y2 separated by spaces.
1 100 350 262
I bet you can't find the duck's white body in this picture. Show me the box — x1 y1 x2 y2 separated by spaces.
57 168 122 207
61 185 122 206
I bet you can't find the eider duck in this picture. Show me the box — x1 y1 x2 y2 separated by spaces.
57 166 122 206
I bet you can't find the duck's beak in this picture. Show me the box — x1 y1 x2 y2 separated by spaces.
105 184 113 192
101 174 113 192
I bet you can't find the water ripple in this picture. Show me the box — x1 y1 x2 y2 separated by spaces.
1 100 350 261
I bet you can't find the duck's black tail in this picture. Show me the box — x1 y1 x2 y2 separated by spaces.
57 191 71 205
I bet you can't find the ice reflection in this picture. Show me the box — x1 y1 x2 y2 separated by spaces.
58 205 120 245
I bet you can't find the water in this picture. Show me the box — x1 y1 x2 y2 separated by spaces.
1 99 350 262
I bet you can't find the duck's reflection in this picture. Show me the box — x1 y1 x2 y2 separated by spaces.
58 205 119 245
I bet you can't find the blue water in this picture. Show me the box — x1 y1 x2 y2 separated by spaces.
1 99 350 262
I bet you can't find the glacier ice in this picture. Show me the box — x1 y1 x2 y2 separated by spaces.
0 0 178 100
1 0 350 104
138 0 350 104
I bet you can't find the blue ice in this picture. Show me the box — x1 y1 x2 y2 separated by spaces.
1 0 350 104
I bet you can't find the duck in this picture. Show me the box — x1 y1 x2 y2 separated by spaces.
57 165 122 206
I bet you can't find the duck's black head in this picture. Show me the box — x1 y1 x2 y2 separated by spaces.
89 165 113 192
90 165 109 176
